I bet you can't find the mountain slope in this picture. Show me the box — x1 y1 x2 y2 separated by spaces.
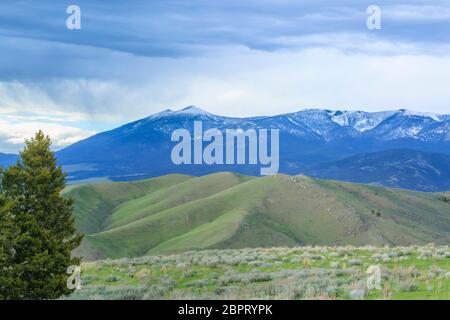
63 174 192 234
0 153 17 168
65 173 450 260
56 106 450 190
105 172 253 229
307 149 450 192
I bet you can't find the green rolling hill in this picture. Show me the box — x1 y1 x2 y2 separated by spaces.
64 173 450 260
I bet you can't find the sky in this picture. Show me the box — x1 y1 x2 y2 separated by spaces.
1 0 450 153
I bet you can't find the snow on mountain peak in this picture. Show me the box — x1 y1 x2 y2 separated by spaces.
146 109 174 119
398 109 442 121
329 110 350 127
327 110 397 132
175 105 211 116
142 106 448 141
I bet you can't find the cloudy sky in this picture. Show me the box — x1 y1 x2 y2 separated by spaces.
1 0 450 153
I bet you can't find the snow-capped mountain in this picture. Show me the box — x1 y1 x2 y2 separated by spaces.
56 106 450 190
294 108 442 141
283 108 449 141
129 106 450 142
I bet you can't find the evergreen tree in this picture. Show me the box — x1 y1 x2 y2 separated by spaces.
0 131 82 299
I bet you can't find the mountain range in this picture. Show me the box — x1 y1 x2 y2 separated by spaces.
309 149 450 192
55 106 450 191
1 106 449 191
66 173 450 260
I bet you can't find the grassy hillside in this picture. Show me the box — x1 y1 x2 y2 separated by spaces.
65 173 450 260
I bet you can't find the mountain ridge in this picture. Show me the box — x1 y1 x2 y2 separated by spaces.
55 106 450 191
66 173 450 260
307 149 450 192
2 106 449 191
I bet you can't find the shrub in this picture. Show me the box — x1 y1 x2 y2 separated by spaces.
106 275 121 283
187 279 209 287
348 289 366 300
349 259 362 266
81 275 98 284
397 280 418 292
330 262 340 269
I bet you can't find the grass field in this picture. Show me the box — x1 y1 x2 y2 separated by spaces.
67 245 449 300
65 173 450 260
64 173 450 300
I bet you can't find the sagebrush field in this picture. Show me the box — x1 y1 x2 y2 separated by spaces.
67 245 449 300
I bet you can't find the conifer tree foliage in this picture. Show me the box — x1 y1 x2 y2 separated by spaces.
0 131 82 299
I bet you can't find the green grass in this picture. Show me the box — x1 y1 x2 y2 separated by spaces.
105 172 252 229
149 209 248 254
66 245 450 300
65 173 450 260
